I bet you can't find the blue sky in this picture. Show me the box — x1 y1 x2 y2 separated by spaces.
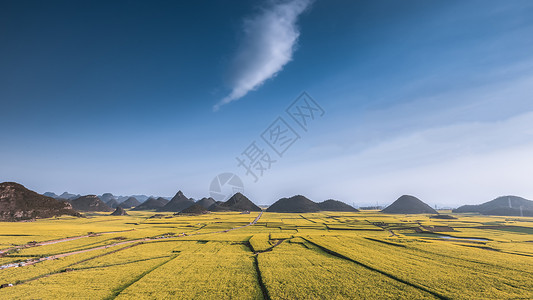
1 0 533 206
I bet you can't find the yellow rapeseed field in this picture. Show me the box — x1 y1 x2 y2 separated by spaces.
0 211 532 299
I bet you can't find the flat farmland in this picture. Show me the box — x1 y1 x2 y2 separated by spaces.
1 211 532 299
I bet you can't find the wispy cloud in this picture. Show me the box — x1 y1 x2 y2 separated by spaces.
214 0 312 111
241 71 533 206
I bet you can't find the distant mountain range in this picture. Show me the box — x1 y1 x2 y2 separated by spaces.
106 199 120 209
70 195 113 212
3 181 533 220
119 197 141 209
36 189 372 214
132 197 170 210
132 192 261 213
44 191 158 204
116 195 151 203
43 191 81 200
100 193 116 203
43 192 59 198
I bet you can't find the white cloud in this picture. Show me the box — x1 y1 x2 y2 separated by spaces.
238 69 533 206
214 0 312 111
244 111 533 207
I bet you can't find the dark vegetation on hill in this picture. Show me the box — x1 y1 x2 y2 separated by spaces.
158 191 194 212
318 199 359 212
70 195 113 212
117 194 149 203
57 192 80 200
208 193 261 212
43 192 58 198
453 196 533 216
132 197 169 210
179 204 209 215
110 206 128 216
106 199 119 209
119 197 140 208
267 195 320 213
156 197 170 205
11 180 533 219
100 193 116 203
266 195 358 213
381 195 438 214
0 182 80 221
196 197 216 209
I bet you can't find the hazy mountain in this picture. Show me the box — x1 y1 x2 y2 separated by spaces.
100 193 116 203
158 191 194 212
318 199 359 212
209 193 261 212
43 192 59 198
129 195 149 202
70 195 113 212
156 197 170 205
381 195 438 214
132 197 169 210
58 192 81 200
453 196 533 216
106 199 119 209
0 182 80 221
196 197 216 209
119 197 141 209
266 195 320 213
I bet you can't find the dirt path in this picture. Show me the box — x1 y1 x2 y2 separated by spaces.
0 229 134 255
252 211 263 224
27 239 151 266
1 239 151 270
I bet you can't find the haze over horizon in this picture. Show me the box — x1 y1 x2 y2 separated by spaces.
2 1 533 207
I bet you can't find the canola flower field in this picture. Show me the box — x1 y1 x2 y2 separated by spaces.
0 211 532 299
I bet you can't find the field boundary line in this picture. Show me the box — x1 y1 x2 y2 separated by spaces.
456 244 533 258
72 255 172 271
105 254 179 299
66 242 143 267
7 255 171 289
364 237 406 247
302 237 450 300
253 255 271 300
254 239 285 254
402 242 533 275
299 214 317 223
